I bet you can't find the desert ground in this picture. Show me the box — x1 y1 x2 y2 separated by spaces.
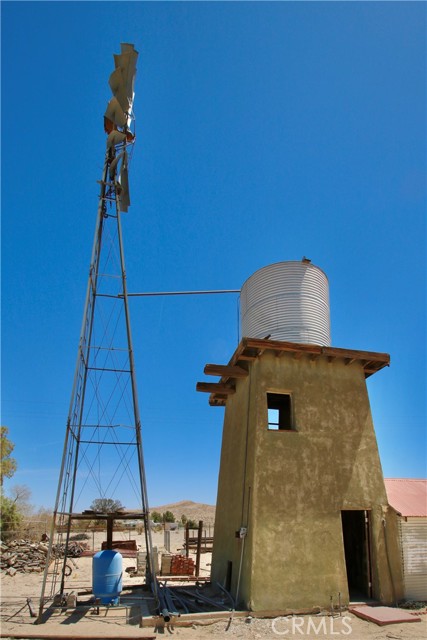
1 524 426 639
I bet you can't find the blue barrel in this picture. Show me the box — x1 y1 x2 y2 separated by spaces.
92 550 123 605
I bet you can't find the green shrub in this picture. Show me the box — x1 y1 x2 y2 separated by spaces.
0 494 22 539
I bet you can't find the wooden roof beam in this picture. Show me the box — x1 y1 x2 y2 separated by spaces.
243 337 321 355
323 346 390 364
204 364 248 378
196 382 235 395
294 351 305 359
209 396 227 407
345 358 356 366
240 338 389 366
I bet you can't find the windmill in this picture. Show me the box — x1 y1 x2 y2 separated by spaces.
38 43 156 618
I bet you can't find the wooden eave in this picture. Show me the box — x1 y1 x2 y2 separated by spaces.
196 337 390 407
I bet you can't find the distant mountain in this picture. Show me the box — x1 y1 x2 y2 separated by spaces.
149 500 216 525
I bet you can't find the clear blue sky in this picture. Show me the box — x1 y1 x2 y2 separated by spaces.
2 1 426 510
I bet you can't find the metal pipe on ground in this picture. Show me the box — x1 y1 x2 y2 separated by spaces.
163 587 179 618
157 582 179 621
173 589 206 613
195 588 232 611
216 582 235 610
175 587 229 611
170 590 190 614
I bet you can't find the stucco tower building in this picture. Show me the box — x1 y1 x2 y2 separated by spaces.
197 260 402 612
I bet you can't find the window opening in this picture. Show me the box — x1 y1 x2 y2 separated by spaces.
267 393 293 430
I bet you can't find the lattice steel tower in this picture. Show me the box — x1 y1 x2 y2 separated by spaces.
38 43 155 618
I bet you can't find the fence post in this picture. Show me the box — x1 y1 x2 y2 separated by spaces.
185 523 189 558
195 520 203 578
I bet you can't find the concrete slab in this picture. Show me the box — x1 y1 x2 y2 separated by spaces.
349 605 422 626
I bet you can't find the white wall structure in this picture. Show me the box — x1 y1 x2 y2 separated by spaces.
385 479 427 601
398 517 427 600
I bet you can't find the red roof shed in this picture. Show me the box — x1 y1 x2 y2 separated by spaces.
384 479 427 517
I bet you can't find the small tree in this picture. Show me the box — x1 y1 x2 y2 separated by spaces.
0 426 17 487
90 498 124 513
186 519 197 529
181 514 187 525
151 511 162 523
10 484 32 514
0 494 22 538
162 510 175 523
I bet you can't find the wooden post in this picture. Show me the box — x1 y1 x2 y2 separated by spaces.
106 516 113 550
185 523 189 558
195 520 203 578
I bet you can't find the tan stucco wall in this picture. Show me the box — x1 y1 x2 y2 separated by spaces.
210 367 256 605
211 351 403 611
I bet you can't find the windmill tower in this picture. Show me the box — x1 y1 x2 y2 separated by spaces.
38 44 156 618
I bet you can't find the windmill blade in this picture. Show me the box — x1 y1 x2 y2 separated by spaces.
120 42 137 54
109 67 130 114
109 44 138 116
114 44 138 104
105 97 127 128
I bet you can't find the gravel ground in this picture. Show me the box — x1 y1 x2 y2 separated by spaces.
1 529 426 639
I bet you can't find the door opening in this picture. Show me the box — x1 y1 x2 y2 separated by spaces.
225 561 233 593
341 510 372 600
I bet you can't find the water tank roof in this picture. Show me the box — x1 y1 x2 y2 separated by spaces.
240 260 329 289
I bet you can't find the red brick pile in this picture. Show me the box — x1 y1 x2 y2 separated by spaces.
170 554 195 576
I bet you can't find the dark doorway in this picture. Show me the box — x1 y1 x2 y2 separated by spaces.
341 510 372 600
225 560 232 592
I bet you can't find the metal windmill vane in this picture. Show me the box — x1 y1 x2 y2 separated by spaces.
104 43 138 211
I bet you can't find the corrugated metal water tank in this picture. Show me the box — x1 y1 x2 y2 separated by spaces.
240 261 331 346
